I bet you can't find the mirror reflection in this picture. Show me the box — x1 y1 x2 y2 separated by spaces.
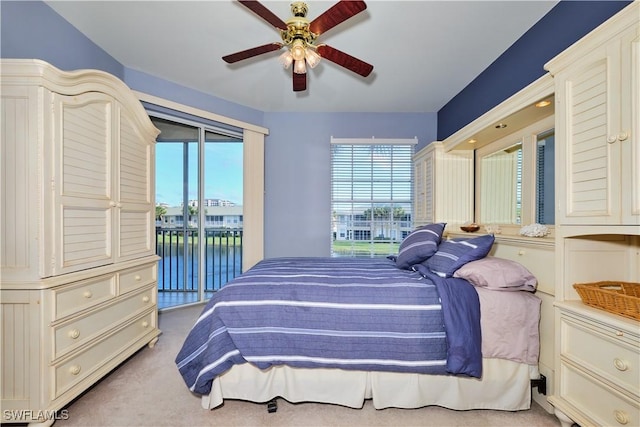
476 122 555 227
535 129 555 225
480 142 523 225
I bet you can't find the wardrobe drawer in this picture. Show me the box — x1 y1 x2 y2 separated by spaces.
53 309 156 398
119 263 156 294
54 274 117 320
560 361 640 427
560 316 639 396
53 285 156 359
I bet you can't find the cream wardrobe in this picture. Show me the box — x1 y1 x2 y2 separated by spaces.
545 3 640 426
414 3 639 426
1 59 161 426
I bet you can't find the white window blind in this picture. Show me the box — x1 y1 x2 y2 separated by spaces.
330 138 416 257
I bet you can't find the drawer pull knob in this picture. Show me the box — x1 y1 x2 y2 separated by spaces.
142 295 150 303
518 250 525 256
68 329 81 339
614 410 629 425
69 365 81 375
135 275 141 281
613 358 628 371
142 321 149 328
83 290 93 299
616 330 624 337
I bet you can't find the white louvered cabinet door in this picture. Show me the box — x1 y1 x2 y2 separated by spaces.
115 103 155 261
412 142 473 229
620 28 640 225
553 23 639 226
412 147 430 227
50 91 116 276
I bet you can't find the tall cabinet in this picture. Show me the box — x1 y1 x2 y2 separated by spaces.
1 59 161 426
544 3 640 427
413 141 473 229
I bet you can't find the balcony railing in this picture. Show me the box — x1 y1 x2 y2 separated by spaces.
155 227 242 302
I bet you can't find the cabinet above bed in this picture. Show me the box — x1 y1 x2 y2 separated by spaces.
413 141 473 229
545 6 640 228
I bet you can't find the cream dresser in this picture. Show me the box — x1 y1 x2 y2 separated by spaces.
544 2 640 426
1 59 161 426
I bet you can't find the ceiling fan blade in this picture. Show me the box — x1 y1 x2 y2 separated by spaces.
316 44 373 77
222 43 283 63
293 69 307 92
237 0 288 30
309 1 367 36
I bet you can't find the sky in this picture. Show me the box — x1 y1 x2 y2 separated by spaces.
155 142 243 207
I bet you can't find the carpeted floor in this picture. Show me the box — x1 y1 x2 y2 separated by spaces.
54 304 561 427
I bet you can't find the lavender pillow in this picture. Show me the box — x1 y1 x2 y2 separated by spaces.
453 256 537 291
424 234 495 277
395 223 446 270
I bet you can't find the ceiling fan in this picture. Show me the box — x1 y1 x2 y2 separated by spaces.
222 0 373 92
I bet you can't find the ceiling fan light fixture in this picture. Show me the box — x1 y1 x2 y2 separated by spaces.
305 48 321 68
223 0 373 91
291 39 306 61
294 59 307 74
279 50 294 69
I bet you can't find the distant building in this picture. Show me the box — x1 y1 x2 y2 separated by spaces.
332 209 412 242
184 199 236 208
158 205 243 228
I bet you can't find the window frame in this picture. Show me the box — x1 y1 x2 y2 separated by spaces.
330 137 417 257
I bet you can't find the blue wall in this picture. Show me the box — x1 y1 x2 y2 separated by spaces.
0 1 124 78
437 1 631 140
1 0 631 257
263 112 435 257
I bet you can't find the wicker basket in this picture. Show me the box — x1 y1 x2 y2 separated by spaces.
573 281 640 321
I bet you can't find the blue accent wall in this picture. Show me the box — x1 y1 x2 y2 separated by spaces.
437 1 632 140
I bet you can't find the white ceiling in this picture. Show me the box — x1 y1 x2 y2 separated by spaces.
44 0 558 113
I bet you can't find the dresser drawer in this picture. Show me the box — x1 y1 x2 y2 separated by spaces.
119 263 156 294
53 285 156 359
560 361 640 427
560 315 639 396
53 309 156 398
54 274 117 320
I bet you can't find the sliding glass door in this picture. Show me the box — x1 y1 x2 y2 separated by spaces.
151 114 243 309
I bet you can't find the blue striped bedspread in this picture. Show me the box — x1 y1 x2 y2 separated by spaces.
176 257 481 395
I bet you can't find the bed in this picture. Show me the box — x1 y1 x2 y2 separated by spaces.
176 225 542 412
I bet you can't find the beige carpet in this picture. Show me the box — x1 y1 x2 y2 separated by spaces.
55 304 561 427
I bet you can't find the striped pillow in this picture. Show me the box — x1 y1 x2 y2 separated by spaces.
395 223 446 269
425 234 495 277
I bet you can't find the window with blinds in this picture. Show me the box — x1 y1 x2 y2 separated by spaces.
330 139 416 257
536 129 555 224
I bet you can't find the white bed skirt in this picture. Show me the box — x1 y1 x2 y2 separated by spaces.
202 358 539 411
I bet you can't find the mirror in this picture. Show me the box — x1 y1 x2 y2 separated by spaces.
480 142 523 224
475 115 555 227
